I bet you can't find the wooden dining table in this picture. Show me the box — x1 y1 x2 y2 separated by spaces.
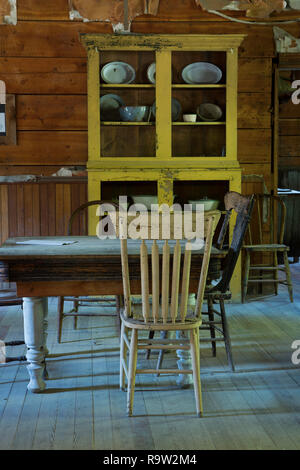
0 236 226 393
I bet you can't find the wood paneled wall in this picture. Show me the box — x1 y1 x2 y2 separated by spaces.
0 0 290 242
0 179 87 244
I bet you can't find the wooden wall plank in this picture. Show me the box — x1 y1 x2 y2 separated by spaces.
238 58 272 93
0 22 112 58
8 184 17 238
238 129 272 163
0 166 66 175
238 93 272 129
0 186 9 243
17 0 70 20
24 184 33 236
40 183 49 236
279 101 300 119
0 21 278 59
48 183 56 236
279 120 300 136
16 95 87 130
2 73 86 95
0 131 87 165
279 136 300 157
0 57 86 74
16 185 25 236
132 22 276 58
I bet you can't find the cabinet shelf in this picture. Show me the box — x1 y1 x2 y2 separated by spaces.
101 84 155 89
101 121 154 126
173 122 226 126
172 84 226 89
100 83 226 89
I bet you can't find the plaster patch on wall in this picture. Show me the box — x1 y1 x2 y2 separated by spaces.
274 26 300 52
196 0 286 17
0 0 17 25
69 0 160 30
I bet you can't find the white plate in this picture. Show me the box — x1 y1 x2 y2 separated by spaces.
101 61 136 84
147 63 156 84
181 62 222 84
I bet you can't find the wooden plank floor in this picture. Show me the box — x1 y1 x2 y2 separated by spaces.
0 265 300 450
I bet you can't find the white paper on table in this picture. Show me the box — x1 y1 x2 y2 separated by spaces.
15 240 78 246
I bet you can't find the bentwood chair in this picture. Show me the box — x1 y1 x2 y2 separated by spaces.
57 200 122 343
119 210 220 417
242 194 293 303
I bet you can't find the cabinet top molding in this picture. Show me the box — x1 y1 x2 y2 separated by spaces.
80 33 246 51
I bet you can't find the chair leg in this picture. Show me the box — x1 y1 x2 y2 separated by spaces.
190 327 203 417
156 330 168 374
146 330 155 359
283 251 293 303
273 252 278 295
242 251 250 303
120 322 128 391
57 296 64 343
219 299 235 372
73 315 78 330
207 296 217 357
115 295 122 336
127 328 138 417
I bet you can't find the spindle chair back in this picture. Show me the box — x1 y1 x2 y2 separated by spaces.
119 210 221 417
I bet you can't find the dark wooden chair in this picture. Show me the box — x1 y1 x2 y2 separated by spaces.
0 289 26 363
242 194 293 303
154 192 254 373
199 192 254 371
57 200 122 343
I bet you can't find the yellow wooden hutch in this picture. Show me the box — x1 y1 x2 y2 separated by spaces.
80 33 245 300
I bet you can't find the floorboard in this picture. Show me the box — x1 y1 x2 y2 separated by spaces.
0 264 300 450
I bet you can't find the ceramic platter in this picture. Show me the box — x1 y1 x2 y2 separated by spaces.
181 62 222 84
151 98 181 121
101 61 136 84
100 94 125 121
147 63 156 84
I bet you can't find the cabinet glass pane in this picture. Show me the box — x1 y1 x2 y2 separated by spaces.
99 51 156 158
172 51 226 85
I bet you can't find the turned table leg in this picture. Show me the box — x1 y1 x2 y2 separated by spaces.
23 297 48 393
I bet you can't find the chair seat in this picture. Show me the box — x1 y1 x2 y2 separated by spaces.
243 244 289 252
121 310 201 331
204 289 232 300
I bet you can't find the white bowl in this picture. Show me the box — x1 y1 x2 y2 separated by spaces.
131 195 158 210
188 199 219 211
183 114 197 122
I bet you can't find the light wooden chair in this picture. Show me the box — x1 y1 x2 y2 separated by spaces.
57 200 122 343
242 194 293 303
119 210 220 417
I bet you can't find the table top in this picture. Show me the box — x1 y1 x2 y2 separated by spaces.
0 236 226 260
